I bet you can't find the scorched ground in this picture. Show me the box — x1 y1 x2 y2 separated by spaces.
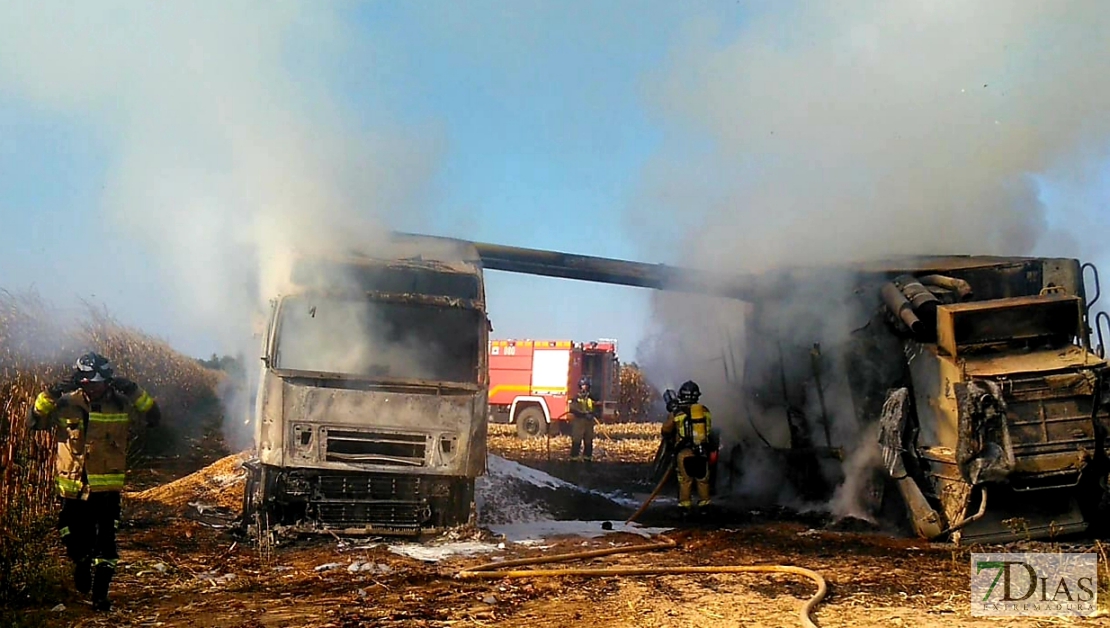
17 425 1110 628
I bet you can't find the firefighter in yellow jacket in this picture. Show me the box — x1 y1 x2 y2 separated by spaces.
660 380 712 512
568 378 600 462
29 352 160 612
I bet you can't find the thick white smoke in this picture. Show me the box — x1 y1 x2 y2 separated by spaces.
631 1 1110 518
0 3 442 449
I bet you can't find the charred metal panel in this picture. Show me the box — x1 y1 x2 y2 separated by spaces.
936 295 1083 358
279 381 479 476
964 346 1102 377
257 370 286 467
998 372 1097 476
906 344 943 446
907 344 962 448
1041 258 1085 299
291 261 482 301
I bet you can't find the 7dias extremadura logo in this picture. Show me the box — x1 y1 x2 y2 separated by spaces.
971 553 1098 616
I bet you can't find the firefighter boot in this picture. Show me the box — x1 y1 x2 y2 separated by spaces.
696 481 712 511
73 557 92 595
91 563 114 611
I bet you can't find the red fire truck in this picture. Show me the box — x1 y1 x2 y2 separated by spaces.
488 339 621 438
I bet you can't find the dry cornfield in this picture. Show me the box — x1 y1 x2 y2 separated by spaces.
487 421 662 464
617 362 665 422
0 290 230 607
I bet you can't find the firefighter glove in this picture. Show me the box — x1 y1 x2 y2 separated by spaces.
46 381 76 406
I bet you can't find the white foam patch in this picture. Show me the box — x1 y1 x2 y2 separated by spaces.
475 454 642 525
387 541 503 563
484 455 579 490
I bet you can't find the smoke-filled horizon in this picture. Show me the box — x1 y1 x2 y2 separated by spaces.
630 1 1110 270
631 1 1110 517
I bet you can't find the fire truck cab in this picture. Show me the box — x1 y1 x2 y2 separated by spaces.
488 339 620 438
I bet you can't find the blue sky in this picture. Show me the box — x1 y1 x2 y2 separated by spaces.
2 1 1108 367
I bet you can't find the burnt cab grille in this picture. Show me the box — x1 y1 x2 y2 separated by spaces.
323 428 427 466
315 502 430 531
311 474 443 532
315 476 427 531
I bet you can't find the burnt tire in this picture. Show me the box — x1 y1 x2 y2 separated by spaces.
515 406 547 439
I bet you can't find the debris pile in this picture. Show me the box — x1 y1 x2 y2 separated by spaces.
126 451 248 512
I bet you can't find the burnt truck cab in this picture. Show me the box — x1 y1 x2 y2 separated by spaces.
242 237 489 536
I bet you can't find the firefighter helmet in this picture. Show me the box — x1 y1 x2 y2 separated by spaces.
677 380 700 404
578 377 591 392
74 352 113 383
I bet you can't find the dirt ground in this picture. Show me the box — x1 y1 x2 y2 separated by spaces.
14 426 1110 628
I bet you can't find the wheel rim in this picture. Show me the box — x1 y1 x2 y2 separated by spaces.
523 416 541 435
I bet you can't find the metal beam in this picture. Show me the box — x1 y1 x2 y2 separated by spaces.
471 241 760 301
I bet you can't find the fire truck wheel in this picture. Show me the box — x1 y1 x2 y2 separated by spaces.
515 406 548 439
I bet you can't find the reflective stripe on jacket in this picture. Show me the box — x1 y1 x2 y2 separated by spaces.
33 381 153 498
569 394 597 418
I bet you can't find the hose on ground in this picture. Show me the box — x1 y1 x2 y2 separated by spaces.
455 534 827 628
625 461 673 524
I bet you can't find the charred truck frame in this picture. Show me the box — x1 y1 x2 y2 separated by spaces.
460 238 1110 544
242 237 488 536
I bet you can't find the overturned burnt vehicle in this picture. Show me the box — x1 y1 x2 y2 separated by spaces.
732 256 1110 543
459 239 1110 543
242 235 489 536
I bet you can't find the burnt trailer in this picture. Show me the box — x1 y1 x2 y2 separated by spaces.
242 235 489 537
456 236 1110 544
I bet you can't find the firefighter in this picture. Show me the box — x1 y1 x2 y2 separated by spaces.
568 377 600 462
29 352 161 612
660 380 713 512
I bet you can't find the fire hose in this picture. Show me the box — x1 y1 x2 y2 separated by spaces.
457 463 828 628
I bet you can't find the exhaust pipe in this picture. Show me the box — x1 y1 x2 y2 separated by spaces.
897 275 940 339
918 274 974 301
881 282 925 337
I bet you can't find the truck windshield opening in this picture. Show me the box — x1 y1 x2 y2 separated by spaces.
273 296 482 383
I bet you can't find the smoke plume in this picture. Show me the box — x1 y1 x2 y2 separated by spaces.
631 1 1110 517
0 3 442 449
